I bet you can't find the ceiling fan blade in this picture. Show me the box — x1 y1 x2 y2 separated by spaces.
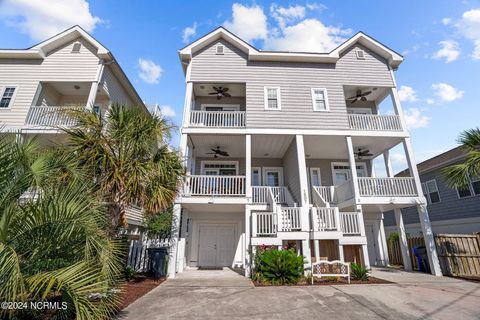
351 98 358 104
223 92 231 97
361 96 367 101
220 87 229 92
212 86 220 92
208 92 218 95
360 91 372 96
218 151 230 157
347 96 357 100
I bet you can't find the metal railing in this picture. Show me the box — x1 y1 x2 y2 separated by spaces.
340 212 361 235
189 111 246 127
357 177 417 197
311 207 339 232
25 105 83 126
348 114 403 131
183 175 246 196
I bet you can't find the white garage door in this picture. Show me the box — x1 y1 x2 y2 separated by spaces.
198 224 236 267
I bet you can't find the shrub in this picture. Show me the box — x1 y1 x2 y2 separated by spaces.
388 232 399 241
350 263 369 281
256 249 304 284
125 266 136 281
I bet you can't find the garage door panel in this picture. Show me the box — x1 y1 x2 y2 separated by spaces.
199 225 217 267
198 224 236 267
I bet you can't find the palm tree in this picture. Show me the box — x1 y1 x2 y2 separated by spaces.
442 128 480 189
63 104 184 234
0 134 123 319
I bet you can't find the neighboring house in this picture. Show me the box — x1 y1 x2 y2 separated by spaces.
168 27 442 278
0 25 148 231
384 146 480 236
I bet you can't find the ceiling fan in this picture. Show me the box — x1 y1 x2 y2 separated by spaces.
206 146 230 158
354 148 373 159
347 89 372 104
208 86 231 100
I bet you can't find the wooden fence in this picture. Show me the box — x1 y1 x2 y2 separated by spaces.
387 233 480 277
127 238 170 272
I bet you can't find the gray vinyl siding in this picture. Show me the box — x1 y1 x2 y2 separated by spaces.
0 37 100 128
282 139 301 204
193 96 246 111
190 39 394 130
306 159 373 186
384 166 480 227
101 66 133 106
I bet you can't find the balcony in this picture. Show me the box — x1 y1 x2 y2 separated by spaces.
348 114 402 131
189 110 246 128
357 177 417 197
339 212 361 235
252 186 295 205
310 207 360 236
183 175 246 196
252 207 302 237
25 106 83 127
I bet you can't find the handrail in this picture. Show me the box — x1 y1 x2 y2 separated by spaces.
183 175 246 196
340 212 361 235
189 110 246 127
25 105 83 126
311 207 339 232
348 114 402 131
357 177 417 197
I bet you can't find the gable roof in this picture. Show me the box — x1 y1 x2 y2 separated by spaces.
0 25 147 112
179 27 404 68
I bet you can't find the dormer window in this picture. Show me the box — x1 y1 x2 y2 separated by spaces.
71 42 82 53
216 44 224 55
356 49 365 60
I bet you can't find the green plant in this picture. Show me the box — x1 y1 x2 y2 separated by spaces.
125 266 136 281
0 135 123 319
256 249 304 284
62 104 184 234
442 127 480 190
350 263 369 281
144 208 173 238
388 232 399 241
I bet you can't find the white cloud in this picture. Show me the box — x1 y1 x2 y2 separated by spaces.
426 98 435 105
431 83 464 102
270 4 306 29
223 3 268 42
457 8 480 60
159 105 176 118
264 18 351 52
0 0 102 41
397 85 418 102
182 22 197 44
432 40 460 62
137 58 163 84
403 108 429 129
442 17 452 25
390 153 407 166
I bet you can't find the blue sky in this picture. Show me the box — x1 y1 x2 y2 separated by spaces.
0 0 479 173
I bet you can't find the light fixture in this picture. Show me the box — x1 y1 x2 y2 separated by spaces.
264 153 269 156
306 154 311 158
74 85 80 90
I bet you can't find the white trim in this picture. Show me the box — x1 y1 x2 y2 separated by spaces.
331 161 367 185
310 88 330 112
0 85 19 110
200 160 239 175
455 176 480 199
264 87 281 110
262 167 284 186
200 104 240 111
252 167 261 186
424 179 441 204
355 49 366 60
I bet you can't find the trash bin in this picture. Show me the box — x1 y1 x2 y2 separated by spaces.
147 247 169 279
413 246 431 273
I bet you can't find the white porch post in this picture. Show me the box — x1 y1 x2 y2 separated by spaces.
379 214 390 266
177 208 189 273
168 203 182 278
394 208 412 271
182 81 193 128
345 136 361 203
244 205 252 277
389 87 407 130
383 150 394 178
402 138 442 276
338 243 345 262
313 240 320 263
86 59 105 111
245 134 252 201
296 135 311 269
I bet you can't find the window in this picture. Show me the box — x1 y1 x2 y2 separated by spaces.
202 162 238 175
71 42 82 53
356 49 365 59
264 87 281 110
457 176 480 198
424 179 441 204
311 88 329 111
472 177 480 195
0 87 16 108
252 167 261 186
216 44 224 55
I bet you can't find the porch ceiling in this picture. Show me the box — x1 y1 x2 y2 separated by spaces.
193 83 246 97
343 85 390 104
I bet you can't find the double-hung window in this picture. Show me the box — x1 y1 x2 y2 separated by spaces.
264 87 281 110
457 176 480 198
0 87 17 108
311 88 329 111
423 179 441 204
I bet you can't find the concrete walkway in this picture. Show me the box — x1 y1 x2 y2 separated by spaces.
119 267 480 320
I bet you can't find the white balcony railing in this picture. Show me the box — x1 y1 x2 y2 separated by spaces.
348 114 403 131
183 175 245 196
25 106 83 127
252 212 277 236
358 177 417 197
313 186 336 204
311 207 339 232
279 207 302 232
189 111 246 127
340 212 361 235
252 186 294 205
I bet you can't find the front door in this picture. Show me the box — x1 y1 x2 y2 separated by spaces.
263 168 284 186
198 224 236 267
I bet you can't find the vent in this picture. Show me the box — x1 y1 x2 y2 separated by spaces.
71 42 82 53
216 44 224 55
356 49 365 60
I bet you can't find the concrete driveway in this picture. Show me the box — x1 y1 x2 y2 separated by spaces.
119 268 480 320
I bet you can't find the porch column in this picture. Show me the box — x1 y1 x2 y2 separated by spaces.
179 134 188 167
182 82 193 128
389 87 407 130
362 244 370 269
394 208 412 271
373 219 385 266
168 203 182 278
345 136 360 203
402 138 442 276
245 134 252 201
379 214 390 266
338 243 345 262
383 150 394 178
301 240 312 271
313 240 320 263
295 135 310 232
86 59 105 111
177 208 189 273
244 205 252 277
